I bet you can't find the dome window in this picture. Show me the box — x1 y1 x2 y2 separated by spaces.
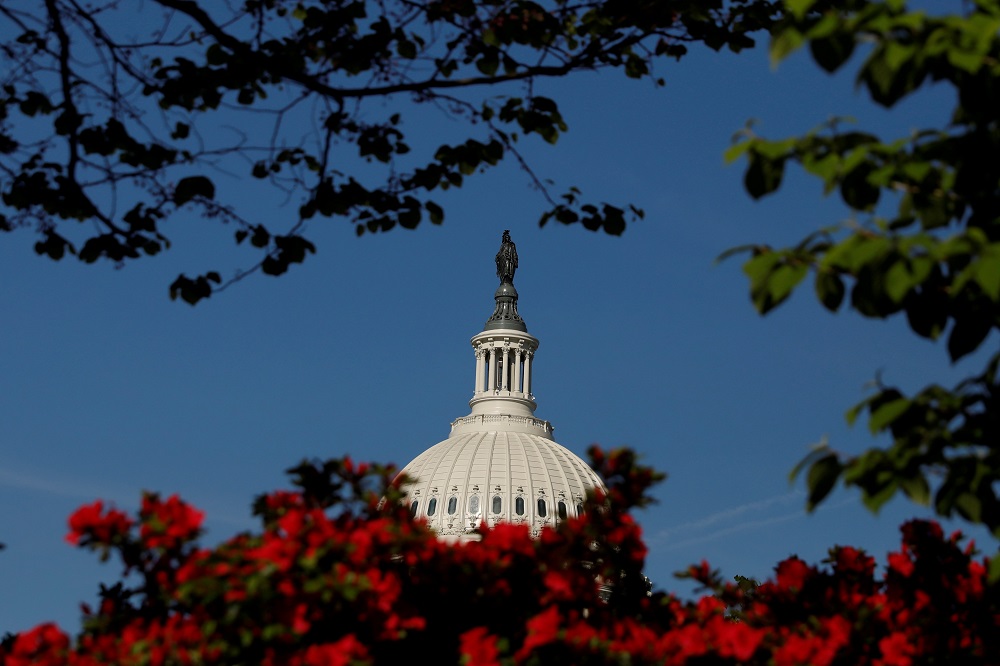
492 496 502 514
515 497 525 516
557 501 567 519
427 498 437 517
576 503 584 516
537 499 547 518
447 497 458 515
469 496 480 514
410 500 419 518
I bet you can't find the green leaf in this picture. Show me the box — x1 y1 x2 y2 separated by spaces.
425 201 443 225
785 0 817 20
815 270 845 311
770 26 805 66
989 552 1000 583
168 274 213 305
397 39 417 59
954 492 982 523
806 453 842 511
947 316 992 362
946 45 985 73
810 32 855 73
899 475 930 506
861 479 897 513
884 258 915 304
972 244 1000 300
743 250 780 286
868 397 908 434
476 51 499 76
723 139 751 164
845 399 867 427
174 176 215 205
905 290 948 340
801 151 839 183
746 254 807 314
744 154 785 199
839 165 879 210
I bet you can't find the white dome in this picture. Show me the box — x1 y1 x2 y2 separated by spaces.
398 232 605 540
400 428 604 539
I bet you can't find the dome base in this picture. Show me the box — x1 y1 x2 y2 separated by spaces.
450 412 553 439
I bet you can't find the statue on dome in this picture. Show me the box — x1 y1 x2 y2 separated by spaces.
495 230 518 284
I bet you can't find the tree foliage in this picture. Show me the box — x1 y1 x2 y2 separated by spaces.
2 450 999 665
724 0 1000 544
0 0 776 303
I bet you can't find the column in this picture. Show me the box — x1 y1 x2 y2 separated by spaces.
512 349 522 393
487 347 497 393
523 351 532 396
501 346 510 391
474 348 484 394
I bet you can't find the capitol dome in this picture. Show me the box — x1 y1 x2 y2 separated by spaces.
399 231 605 540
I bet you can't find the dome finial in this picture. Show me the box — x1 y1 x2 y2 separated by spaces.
485 231 526 331
495 230 518 284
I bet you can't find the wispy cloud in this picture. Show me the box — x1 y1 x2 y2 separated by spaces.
652 492 855 552
0 466 108 501
0 465 254 530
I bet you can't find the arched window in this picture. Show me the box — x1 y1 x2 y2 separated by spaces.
447 497 458 515
515 497 525 516
492 496 502 514
537 499 547 518
557 501 567 519
427 498 437 517
576 503 584 516
410 500 419 518
469 495 480 514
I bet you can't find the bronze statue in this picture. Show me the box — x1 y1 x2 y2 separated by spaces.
495 230 518 284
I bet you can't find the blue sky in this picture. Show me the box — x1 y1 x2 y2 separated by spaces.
1 10 989 632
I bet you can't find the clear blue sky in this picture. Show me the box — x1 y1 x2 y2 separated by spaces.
0 12 988 633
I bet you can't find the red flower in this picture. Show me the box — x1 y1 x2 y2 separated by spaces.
878 631 915 666
140 493 204 550
302 634 369 666
66 500 133 545
460 627 501 666
887 551 915 578
712 618 764 661
658 623 708 661
543 570 576 601
774 633 824 666
775 557 813 592
5 623 69 666
515 606 560 661
481 522 534 555
833 545 875 576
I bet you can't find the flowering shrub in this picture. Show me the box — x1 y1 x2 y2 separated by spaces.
2 448 998 665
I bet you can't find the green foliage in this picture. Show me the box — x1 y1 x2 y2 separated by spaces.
726 0 1000 544
0 0 779 303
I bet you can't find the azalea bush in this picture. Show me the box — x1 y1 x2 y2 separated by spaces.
2 448 998 665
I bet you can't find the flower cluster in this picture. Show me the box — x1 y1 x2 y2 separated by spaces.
65 500 132 547
140 493 205 551
3 448 998 665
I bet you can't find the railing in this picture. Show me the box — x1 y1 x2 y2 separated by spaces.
450 413 553 435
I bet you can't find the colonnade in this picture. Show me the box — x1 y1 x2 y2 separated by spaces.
473 342 534 397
